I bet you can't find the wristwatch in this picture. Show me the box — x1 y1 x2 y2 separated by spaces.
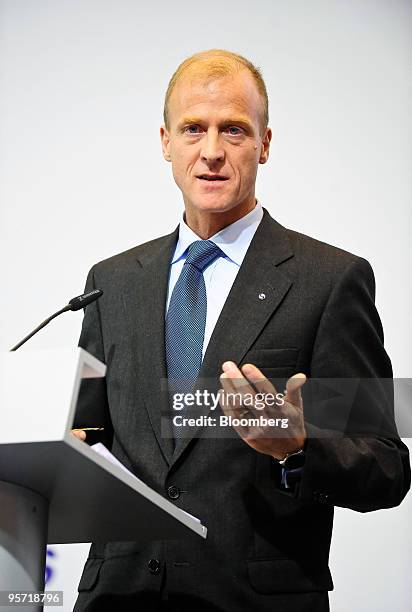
277 448 306 470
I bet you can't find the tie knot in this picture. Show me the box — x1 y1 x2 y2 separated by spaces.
185 240 223 272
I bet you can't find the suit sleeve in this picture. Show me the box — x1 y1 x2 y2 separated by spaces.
73 266 113 447
297 257 410 511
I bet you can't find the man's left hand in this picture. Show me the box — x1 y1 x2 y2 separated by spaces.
219 361 307 460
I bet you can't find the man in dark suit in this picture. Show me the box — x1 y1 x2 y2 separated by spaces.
73 49 410 612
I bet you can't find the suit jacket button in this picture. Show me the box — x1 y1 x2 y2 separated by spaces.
314 492 328 504
148 559 160 574
167 485 181 500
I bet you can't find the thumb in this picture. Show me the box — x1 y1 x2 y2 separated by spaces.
285 373 306 408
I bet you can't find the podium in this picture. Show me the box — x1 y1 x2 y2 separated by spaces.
0 349 207 608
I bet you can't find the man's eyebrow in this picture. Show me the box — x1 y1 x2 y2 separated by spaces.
220 117 254 130
177 116 254 130
176 117 202 129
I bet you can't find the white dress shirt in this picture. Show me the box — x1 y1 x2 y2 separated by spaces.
166 201 264 357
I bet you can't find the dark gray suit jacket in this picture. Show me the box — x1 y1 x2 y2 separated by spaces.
73 210 410 612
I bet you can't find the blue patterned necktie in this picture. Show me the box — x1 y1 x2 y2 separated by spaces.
165 240 223 438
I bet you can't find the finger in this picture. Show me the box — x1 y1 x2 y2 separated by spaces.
218 385 254 437
221 363 263 419
221 361 255 395
240 363 278 395
219 383 243 413
220 372 239 396
220 376 254 420
71 430 86 441
285 373 306 408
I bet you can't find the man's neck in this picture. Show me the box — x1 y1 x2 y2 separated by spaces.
183 198 257 239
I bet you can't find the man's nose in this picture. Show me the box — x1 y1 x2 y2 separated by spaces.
200 131 225 164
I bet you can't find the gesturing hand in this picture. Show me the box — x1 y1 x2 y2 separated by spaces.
219 361 307 460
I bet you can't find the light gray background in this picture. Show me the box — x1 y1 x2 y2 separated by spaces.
0 1 411 610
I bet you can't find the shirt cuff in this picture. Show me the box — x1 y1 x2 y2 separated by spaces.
281 466 304 489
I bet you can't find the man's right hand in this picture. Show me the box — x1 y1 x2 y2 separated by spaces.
71 430 87 441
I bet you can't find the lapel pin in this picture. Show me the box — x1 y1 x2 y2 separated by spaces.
258 293 266 300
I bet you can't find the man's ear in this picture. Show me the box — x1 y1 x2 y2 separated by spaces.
259 127 272 164
160 125 171 162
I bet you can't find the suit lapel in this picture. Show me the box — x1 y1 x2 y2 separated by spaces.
129 229 179 465
170 211 295 467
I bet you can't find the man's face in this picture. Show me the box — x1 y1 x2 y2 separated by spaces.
160 71 271 220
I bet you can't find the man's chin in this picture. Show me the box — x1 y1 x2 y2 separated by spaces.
188 197 242 215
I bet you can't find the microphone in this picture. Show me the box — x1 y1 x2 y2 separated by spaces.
68 289 103 311
10 289 103 351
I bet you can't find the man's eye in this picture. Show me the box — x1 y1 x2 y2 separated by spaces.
185 125 202 134
226 126 242 136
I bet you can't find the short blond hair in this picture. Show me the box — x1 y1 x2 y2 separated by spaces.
163 49 269 133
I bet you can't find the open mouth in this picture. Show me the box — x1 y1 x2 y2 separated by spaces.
196 174 229 182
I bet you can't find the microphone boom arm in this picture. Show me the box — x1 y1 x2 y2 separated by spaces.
10 305 71 352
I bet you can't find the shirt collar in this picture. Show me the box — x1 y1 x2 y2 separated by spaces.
172 201 264 266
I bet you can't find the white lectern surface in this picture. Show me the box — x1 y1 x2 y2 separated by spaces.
0 348 207 544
